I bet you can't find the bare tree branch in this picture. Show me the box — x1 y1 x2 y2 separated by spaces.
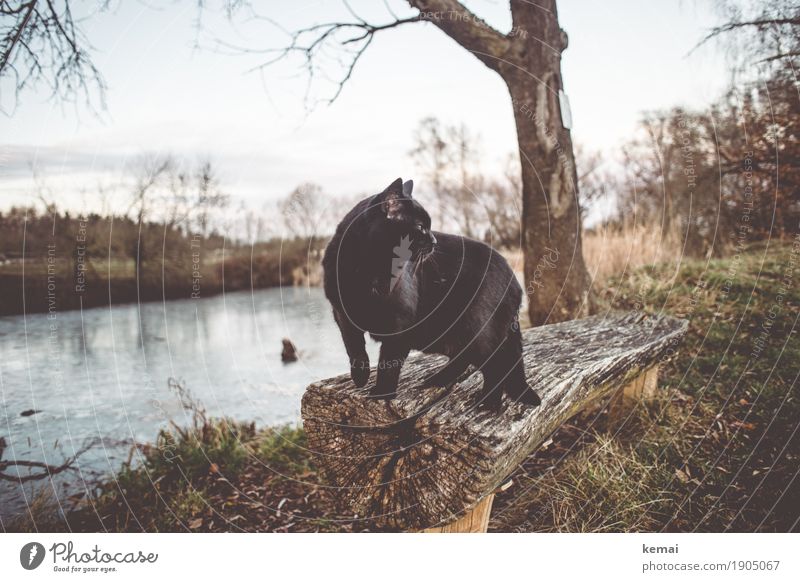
407 0 512 71
703 16 800 40
692 1 799 71
0 0 110 112
238 13 420 107
0 0 35 71
216 0 513 108
0 436 98 483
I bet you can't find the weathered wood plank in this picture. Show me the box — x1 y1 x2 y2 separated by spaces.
301 312 687 530
422 494 494 533
608 365 660 429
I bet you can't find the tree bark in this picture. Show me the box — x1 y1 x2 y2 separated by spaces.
410 0 592 325
503 0 591 325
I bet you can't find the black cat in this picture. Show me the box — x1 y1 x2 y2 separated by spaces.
322 178 541 409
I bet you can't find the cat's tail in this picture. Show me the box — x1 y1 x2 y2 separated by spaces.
500 324 541 407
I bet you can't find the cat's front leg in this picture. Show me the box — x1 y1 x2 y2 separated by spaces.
349 353 371 388
333 309 370 387
422 352 471 388
370 342 410 399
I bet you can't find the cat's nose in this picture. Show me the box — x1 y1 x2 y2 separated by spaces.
429 232 437 245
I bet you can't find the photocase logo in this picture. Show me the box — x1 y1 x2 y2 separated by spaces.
391 235 413 290
20 542 46 570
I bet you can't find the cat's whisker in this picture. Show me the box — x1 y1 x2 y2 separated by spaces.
426 249 441 267
413 254 424 278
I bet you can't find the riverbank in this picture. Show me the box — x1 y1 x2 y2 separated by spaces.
0 239 322 317
6 242 798 532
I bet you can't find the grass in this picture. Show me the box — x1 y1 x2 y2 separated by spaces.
48 382 349 533
491 240 800 532
7 241 798 532
582 223 684 291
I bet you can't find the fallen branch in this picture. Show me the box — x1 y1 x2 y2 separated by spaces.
0 437 98 483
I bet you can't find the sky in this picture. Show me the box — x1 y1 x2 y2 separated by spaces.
0 0 731 220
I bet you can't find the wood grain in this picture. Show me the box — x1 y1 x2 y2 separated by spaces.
422 494 494 533
301 312 687 530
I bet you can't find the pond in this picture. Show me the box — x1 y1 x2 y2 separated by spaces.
0 286 378 521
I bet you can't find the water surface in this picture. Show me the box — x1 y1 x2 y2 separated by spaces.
0 286 377 520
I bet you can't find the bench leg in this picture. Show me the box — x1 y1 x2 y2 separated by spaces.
422 494 495 533
608 365 659 428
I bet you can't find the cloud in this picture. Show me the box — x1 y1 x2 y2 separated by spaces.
0 144 127 178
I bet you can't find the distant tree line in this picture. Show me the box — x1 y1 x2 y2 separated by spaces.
0 156 324 315
405 54 798 259
608 70 798 256
607 0 799 256
404 0 798 258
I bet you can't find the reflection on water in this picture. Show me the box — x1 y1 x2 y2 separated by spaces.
0 286 377 519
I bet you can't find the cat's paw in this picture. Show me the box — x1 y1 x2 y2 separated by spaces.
515 387 541 407
472 387 503 412
350 355 370 387
368 384 397 400
421 372 446 389
421 367 461 388
504 382 542 407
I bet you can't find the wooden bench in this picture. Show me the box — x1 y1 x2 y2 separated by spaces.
301 312 687 532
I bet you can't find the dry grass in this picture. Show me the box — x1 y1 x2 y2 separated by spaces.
503 223 682 294
490 391 704 533
492 242 800 532
583 224 683 289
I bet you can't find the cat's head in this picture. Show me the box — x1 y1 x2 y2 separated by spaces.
375 177 436 257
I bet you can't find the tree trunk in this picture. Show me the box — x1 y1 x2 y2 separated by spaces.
409 0 592 325
502 0 591 325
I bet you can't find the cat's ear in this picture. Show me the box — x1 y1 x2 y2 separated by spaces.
402 180 414 197
380 177 406 217
383 177 404 197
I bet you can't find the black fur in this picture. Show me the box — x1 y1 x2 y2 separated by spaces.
322 178 541 409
